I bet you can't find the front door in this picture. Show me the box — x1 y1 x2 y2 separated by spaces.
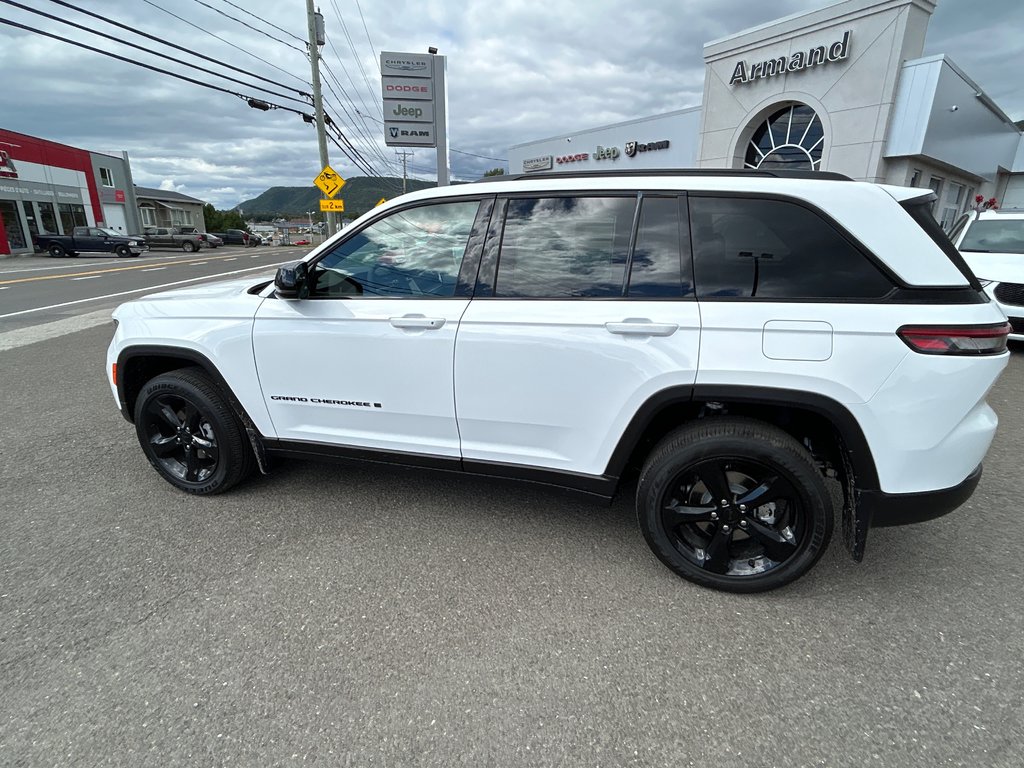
253 197 490 457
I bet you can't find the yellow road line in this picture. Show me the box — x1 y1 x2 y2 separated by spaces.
0 252 270 286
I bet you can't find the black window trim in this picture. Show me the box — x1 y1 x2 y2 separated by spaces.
299 194 495 301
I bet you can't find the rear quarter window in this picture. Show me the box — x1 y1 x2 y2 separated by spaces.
689 195 893 299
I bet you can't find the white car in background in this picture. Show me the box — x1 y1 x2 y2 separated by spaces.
955 209 1024 341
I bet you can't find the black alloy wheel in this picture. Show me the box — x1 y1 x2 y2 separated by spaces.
48 244 66 258
134 368 254 494
115 245 130 258
637 418 832 592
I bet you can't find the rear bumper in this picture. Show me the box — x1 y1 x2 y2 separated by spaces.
862 464 982 528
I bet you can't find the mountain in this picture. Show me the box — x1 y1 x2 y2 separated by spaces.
234 177 437 218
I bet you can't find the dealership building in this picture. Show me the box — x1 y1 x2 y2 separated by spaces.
0 129 144 256
508 0 1024 228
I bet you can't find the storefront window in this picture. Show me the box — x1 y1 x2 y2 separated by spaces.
0 199 28 250
21 200 39 238
744 104 824 171
58 203 88 233
38 201 59 234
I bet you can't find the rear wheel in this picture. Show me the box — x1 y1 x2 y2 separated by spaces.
637 417 833 592
48 244 66 258
182 241 197 253
134 368 254 495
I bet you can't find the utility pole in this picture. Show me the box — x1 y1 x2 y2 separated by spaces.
395 150 412 194
306 1 335 236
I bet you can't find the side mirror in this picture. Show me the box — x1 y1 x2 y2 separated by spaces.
275 260 309 299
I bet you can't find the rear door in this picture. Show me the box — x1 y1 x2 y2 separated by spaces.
454 192 701 479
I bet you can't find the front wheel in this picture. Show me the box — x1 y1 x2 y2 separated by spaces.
182 241 197 253
637 417 833 593
115 245 130 258
134 368 254 495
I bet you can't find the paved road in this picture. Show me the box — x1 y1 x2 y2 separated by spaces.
0 319 1022 766
0 246 298 331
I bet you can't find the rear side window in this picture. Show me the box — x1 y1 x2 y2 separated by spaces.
628 196 692 298
689 196 893 299
494 196 635 297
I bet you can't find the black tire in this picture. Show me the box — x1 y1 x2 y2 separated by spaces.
637 417 833 593
115 245 130 258
48 243 66 258
134 367 255 495
182 241 197 253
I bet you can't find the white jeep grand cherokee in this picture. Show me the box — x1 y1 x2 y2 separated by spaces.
107 170 1010 592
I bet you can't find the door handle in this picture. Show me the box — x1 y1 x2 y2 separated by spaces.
605 320 678 337
390 315 446 330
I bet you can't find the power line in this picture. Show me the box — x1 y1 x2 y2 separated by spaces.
355 0 380 75
41 0 311 95
141 0 310 87
451 148 508 162
1 0 311 107
0 17 309 117
328 0 384 120
214 0 306 43
190 0 306 54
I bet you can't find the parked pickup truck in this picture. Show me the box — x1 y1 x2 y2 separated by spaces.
143 226 208 252
35 227 148 258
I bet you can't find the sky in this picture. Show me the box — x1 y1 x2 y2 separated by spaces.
1 0 1022 209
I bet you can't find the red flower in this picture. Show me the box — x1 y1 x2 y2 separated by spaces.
975 194 985 203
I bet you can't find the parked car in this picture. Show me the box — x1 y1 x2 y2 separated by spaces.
211 230 251 247
35 226 147 258
953 208 1024 342
293 239 310 246
144 227 207 253
248 233 264 246
203 232 224 248
107 169 1010 592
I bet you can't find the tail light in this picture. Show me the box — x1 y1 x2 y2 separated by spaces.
897 323 1010 355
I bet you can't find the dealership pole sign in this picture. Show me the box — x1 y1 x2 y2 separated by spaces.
381 51 450 186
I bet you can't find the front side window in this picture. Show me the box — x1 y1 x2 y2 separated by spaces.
690 196 893 299
494 196 635 298
311 200 480 298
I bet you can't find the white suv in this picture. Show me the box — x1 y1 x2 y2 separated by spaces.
107 170 1011 592
953 208 1024 341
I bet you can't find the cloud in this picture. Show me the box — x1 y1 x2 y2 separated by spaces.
0 0 1019 210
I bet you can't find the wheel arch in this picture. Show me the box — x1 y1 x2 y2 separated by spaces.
117 345 269 472
606 384 879 491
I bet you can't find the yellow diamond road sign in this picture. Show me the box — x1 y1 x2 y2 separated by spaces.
314 166 345 198
320 199 345 212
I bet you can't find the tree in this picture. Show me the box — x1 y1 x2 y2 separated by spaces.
201 203 246 231
483 167 505 177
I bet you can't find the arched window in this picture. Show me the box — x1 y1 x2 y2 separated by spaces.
744 104 824 171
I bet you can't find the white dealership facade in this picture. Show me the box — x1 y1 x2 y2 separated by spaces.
508 0 1024 228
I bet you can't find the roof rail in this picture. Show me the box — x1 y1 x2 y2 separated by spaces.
484 168 854 183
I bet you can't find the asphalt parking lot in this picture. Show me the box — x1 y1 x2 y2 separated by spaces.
1 324 1022 767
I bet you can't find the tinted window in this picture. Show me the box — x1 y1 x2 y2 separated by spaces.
689 196 892 299
628 196 691 298
311 201 479 298
494 196 635 298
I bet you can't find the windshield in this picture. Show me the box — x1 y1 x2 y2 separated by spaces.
959 219 1024 254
